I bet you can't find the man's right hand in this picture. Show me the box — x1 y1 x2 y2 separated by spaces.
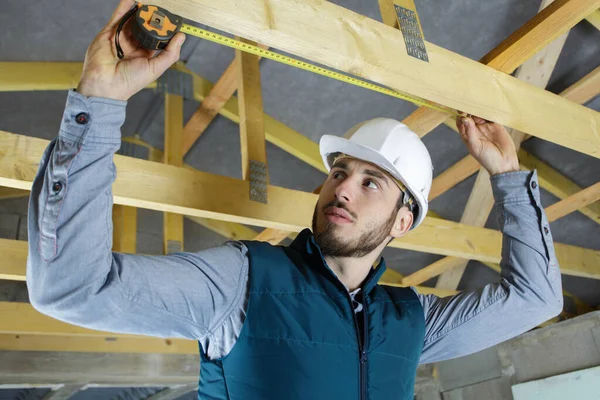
76 0 186 101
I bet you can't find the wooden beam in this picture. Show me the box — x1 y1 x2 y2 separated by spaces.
182 60 238 155
152 0 600 158
405 176 600 287
432 61 600 203
479 0 583 73
435 1 571 290
399 0 600 138
0 238 26 281
182 44 269 156
560 65 600 104
545 181 600 222
519 148 600 224
41 385 84 400
3 132 600 271
186 216 258 241
0 187 29 200
0 333 196 355
163 93 185 254
0 61 327 174
237 38 268 183
585 8 600 30
0 351 199 385
112 205 137 253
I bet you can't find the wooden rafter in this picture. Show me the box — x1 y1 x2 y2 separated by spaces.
112 205 137 253
237 38 268 182
435 0 571 290
403 182 600 286
401 2 600 138
0 187 28 200
2 132 600 274
163 93 185 254
519 148 600 224
545 181 600 222
585 8 600 30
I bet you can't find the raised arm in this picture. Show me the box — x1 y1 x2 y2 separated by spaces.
27 1 248 348
416 116 562 364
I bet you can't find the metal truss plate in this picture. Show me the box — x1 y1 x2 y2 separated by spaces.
249 160 268 204
395 5 429 62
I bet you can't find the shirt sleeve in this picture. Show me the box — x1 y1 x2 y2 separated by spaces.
415 170 563 365
26 90 249 352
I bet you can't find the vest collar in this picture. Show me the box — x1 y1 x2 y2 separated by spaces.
290 228 388 295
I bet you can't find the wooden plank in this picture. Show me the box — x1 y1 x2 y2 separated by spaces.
182 44 269 156
0 239 27 281
0 302 144 338
545 181 600 222
402 257 466 287
585 8 600 30
237 38 267 182
182 61 238 155
0 351 199 385
0 241 454 300
560 65 600 104
112 205 137 253
152 0 600 158
519 148 600 224
0 187 29 200
0 333 197 355
164 93 185 254
3 132 600 269
41 385 84 400
435 4 572 289
406 177 600 286
0 61 326 173
252 228 293 245
186 216 258 241
479 0 583 73
432 61 600 202
399 0 599 138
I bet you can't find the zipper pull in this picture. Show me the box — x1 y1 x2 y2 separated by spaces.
361 351 367 363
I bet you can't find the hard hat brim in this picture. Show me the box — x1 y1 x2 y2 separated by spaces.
319 134 428 228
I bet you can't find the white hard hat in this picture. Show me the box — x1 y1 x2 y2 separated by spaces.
319 118 433 229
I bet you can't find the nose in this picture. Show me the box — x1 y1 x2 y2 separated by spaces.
334 176 354 203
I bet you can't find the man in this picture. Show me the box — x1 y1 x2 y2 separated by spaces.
27 1 562 399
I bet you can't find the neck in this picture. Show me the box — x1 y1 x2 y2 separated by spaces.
323 242 387 291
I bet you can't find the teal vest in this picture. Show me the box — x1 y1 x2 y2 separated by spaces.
198 229 425 400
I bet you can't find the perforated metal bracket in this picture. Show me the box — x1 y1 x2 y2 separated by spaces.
395 5 429 62
249 160 268 204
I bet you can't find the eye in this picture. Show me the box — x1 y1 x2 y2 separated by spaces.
364 179 379 189
332 171 345 180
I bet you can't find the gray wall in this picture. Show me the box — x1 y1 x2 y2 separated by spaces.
415 311 600 400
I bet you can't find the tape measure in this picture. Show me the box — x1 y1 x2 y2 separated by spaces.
118 4 455 116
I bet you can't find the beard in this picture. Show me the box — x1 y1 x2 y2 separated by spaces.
311 200 396 258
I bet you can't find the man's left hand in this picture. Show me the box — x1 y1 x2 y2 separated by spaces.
456 116 520 176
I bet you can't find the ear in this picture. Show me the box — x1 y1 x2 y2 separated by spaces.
389 207 413 238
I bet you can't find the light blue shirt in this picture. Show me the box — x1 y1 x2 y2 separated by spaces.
27 90 563 365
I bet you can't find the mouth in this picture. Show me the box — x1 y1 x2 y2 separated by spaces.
324 206 354 224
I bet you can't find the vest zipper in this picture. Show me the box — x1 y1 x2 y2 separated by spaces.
348 292 368 400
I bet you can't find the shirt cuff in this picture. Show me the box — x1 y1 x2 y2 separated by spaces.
490 170 539 205
59 89 127 146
